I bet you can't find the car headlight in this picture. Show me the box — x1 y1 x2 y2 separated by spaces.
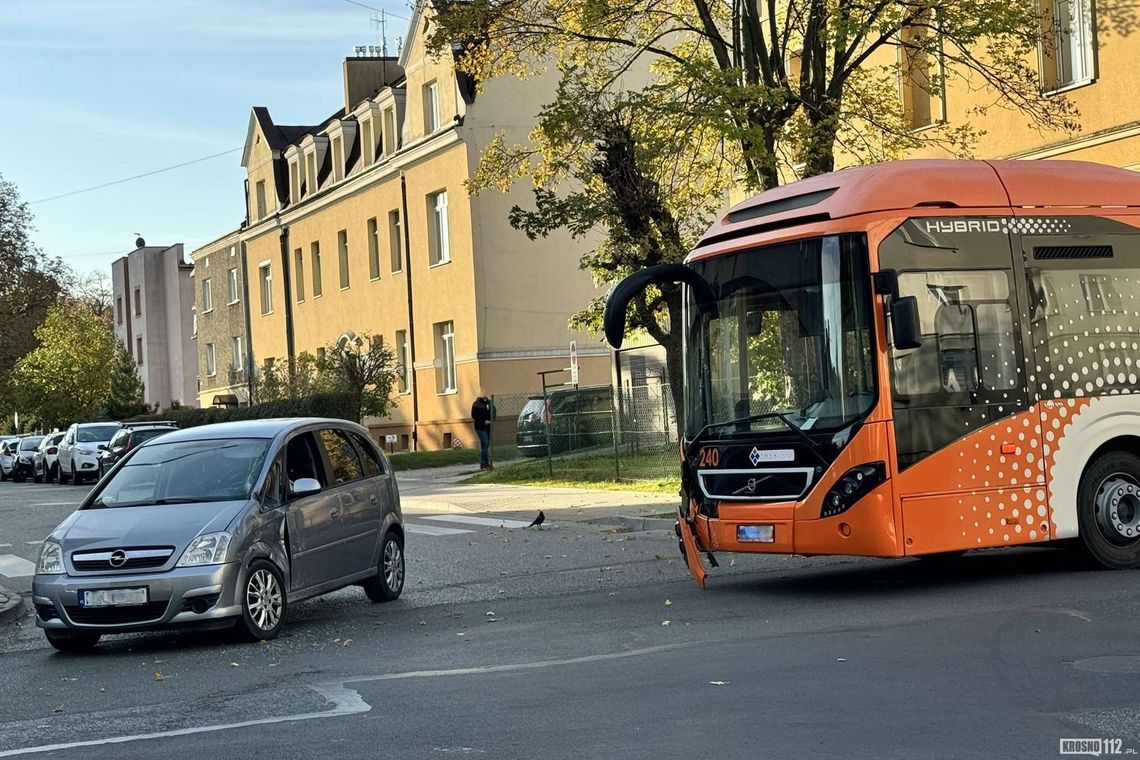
176 532 231 567
19 455 31 463
77 447 95 456
36 541 64 575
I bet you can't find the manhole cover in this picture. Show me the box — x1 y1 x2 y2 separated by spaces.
1072 655 1140 674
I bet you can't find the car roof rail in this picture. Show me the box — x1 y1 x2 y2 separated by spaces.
121 420 178 428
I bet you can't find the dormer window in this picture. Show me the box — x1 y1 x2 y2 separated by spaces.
286 148 303 202
332 135 344 182
383 107 397 155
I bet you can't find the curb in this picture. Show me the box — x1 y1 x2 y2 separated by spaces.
584 514 676 532
0 585 25 626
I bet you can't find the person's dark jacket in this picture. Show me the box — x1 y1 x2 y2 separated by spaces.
472 398 492 432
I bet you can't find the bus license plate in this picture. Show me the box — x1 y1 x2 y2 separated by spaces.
79 588 148 607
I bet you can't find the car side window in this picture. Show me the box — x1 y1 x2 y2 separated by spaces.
285 433 326 497
348 433 384 478
318 429 364 485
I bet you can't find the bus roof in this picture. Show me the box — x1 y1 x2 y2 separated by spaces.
695 159 1140 252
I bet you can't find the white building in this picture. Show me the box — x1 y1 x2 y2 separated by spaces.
110 243 198 409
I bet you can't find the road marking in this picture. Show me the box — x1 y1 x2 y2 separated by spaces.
0 684 370 758
404 524 472 536
420 514 534 529
0 555 35 578
24 541 41 546
33 502 79 507
0 544 10 549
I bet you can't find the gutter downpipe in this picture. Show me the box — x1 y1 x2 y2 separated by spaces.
400 172 420 451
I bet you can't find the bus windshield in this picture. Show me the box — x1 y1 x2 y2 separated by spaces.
685 234 875 438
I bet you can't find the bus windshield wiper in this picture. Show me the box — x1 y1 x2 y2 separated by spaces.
686 412 830 468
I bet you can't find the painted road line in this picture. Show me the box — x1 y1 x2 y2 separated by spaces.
404 524 472 536
0 544 10 549
0 555 36 578
420 514 534 529
24 541 41 546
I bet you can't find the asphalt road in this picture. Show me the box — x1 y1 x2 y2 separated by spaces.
2 476 1140 759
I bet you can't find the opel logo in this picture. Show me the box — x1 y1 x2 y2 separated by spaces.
109 550 127 568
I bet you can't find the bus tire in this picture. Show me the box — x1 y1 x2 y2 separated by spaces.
1078 450 1140 569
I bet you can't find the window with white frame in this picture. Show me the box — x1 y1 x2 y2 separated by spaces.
259 262 273 315
433 320 456 393
395 329 410 394
311 241 323 297
136 335 143 364
231 335 244 377
338 229 350 289
294 248 305 301
1042 0 1096 91
255 180 267 219
332 136 344 182
383 108 397 155
389 209 403 273
361 119 375 166
424 81 440 133
428 191 450 266
227 267 239 304
206 343 217 377
306 152 318 194
367 217 380 280
202 278 213 312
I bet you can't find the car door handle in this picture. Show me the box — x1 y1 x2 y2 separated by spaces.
369 495 378 505
329 506 340 518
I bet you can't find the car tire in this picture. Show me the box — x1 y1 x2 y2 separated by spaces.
71 464 82 486
33 470 42 484
363 529 405 603
1078 450 1140 569
56 463 68 485
235 559 287 642
45 630 101 652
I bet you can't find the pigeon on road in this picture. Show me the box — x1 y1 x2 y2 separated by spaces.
527 511 545 528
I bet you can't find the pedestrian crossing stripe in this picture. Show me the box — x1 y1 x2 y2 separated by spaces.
0 554 35 578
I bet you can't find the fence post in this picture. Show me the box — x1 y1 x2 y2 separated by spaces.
661 383 670 442
542 385 553 477
611 388 621 481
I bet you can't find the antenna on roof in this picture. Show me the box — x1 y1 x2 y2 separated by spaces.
370 10 389 56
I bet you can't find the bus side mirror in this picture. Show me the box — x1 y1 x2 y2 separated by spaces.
603 264 717 349
891 296 923 350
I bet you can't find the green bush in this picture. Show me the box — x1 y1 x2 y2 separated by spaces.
124 392 358 429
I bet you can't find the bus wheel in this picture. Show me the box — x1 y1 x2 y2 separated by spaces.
1078 450 1140 569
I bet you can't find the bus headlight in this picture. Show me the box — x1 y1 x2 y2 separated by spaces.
820 463 885 518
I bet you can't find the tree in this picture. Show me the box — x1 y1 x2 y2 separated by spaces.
0 173 67 412
10 301 116 427
104 343 149 420
318 332 400 423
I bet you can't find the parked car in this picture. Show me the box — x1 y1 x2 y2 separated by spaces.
516 386 614 457
33 418 405 651
10 435 44 482
98 423 178 478
56 423 121 485
33 432 66 483
0 437 21 481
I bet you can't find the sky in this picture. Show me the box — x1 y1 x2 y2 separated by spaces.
0 0 412 277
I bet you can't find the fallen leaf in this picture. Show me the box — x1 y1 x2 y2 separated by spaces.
333 638 341 644
485 611 495 616
709 681 728 686
457 632 465 637
229 662 240 668
153 672 164 682
661 620 671 626
342 639 353 647
836 658 847 663
419 620 427 626
664 599 672 607
60 677 78 682
52 706 64 714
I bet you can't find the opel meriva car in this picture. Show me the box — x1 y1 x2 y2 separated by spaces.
33 418 405 651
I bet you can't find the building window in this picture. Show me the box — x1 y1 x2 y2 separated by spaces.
116 296 123 325
227 267 240 304
259 262 273 315
202 278 213 313
395 329 410 394
311 241 323 297
306 152 318 194
255 180 267 219
136 335 143 365
1042 0 1096 91
362 119 374 166
389 209 403 273
367 218 380 280
294 248 305 301
331 136 344 182
134 287 142 316
424 80 440 133
206 343 217 377
338 229 350 289
290 159 301 201
899 13 937 130
433 320 456 393
383 108 397 155
231 336 244 377
428 191 450 266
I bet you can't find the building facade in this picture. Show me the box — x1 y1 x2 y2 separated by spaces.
190 230 251 408
226 5 610 449
110 243 198 409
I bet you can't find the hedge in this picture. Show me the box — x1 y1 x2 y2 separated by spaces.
125 392 359 429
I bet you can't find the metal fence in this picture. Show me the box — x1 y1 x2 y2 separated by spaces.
483 382 680 485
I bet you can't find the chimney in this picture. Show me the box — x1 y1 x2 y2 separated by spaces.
343 57 405 114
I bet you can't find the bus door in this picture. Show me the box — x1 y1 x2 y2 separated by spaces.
878 217 1041 554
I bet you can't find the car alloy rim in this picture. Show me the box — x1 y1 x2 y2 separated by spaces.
384 539 404 592
1094 474 1140 546
246 568 283 631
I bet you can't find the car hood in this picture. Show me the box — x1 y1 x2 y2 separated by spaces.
54 500 249 555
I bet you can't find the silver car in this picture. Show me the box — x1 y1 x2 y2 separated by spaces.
33 418 405 651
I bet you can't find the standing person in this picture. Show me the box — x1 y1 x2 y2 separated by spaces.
471 392 493 470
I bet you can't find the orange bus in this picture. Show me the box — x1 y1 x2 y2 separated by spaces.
604 159 1140 587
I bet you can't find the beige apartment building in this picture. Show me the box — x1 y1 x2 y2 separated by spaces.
230 4 609 449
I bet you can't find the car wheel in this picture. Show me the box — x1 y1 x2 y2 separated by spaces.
236 559 287 641
45 630 101 652
71 464 82 486
33 470 42 484
1078 450 1140 569
56 463 68 485
363 529 404 603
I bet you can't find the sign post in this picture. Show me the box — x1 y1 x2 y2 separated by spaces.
569 340 579 387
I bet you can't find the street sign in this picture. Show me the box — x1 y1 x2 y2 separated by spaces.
384 434 398 443
569 341 579 386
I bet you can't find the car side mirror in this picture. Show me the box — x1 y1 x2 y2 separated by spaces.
291 477 321 497
891 295 923 350
47 447 57 455
98 444 108 451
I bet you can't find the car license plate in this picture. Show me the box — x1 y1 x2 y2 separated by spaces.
79 588 148 608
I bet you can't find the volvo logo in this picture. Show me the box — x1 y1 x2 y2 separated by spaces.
108 550 127 568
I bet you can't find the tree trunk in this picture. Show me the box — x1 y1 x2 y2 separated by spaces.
661 295 685 439
801 101 840 178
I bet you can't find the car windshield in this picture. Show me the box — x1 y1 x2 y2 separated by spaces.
77 425 120 443
91 438 271 508
685 234 875 437
19 437 43 450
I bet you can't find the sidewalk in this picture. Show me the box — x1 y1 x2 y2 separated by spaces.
394 465 677 526
0 584 24 626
